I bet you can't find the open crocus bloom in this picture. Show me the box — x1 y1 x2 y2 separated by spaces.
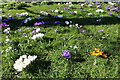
61 50 71 59
90 48 103 56
58 15 63 18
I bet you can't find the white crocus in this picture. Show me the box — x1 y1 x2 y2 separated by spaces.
65 21 69 25
13 55 37 71
108 2 116 5
54 10 59 13
88 13 93 16
24 18 32 23
117 16 120 18
6 39 10 42
20 12 28 16
96 9 104 13
69 4 74 8
100 15 104 18
75 24 78 26
31 33 44 39
58 15 63 18
93 60 97 65
69 25 72 27
36 28 40 32
36 33 44 38
58 3 60 5
74 11 77 14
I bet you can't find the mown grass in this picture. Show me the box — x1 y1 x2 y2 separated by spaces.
1 2 120 78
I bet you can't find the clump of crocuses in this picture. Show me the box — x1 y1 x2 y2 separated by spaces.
61 50 71 59
0 22 9 28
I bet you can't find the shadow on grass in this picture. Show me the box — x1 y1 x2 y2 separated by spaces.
70 50 86 63
26 57 51 76
2 7 120 30
3 16 120 30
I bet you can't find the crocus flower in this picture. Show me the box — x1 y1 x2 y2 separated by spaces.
98 30 104 32
58 15 63 18
54 29 58 32
4 31 10 34
0 22 9 27
110 8 115 11
78 25 83 28
97 5 102 8
78 7 83 9
95 2 100 5
34 22 44 26
90 48 103 56
88 4 92 7
105 7 110 10
90 48 108 58
65 21 69 25
54 21 60 24
18 29 22 31
88 13 93 16
70 11 74 14
54 10 59 13
115 9 119 13
63 38 67 40
31 30 36 35
100 15 104 18
8 13 10 15
3 19 9 21
31 33 44 39
53 16 58 18
22 33 26 35
96 9 104 13
61 50 71 59
36 28 40 32
80 30 85 33
64 7 67 10
108 12 113 16
113 4 118 7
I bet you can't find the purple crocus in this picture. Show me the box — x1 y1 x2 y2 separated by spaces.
108 12 113 16
78 25 83 28
3 19 9 22
34 22 44 26
113 5 118 7
8 13 10 15
0 22 9 27
70 11 74 14
95 2 100 5
22 33 26 35
83 9 86 11
61 50 71 59
80 30 85 33
98 30 104 32
53 16 58 18
54 21 60 24
54 29 58 32
115 9 119 13
63 38 67 40
78 7 83 9
64 7 67 10
110 8 115 11
18 29 22 31
105 7 110 10
97 5 102 8
8 17 14 20
31 30 36 35
3 31 10 34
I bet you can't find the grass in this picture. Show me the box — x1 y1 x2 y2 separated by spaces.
1 1 120 78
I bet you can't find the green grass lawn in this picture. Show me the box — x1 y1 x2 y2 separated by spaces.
1 1 120 78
